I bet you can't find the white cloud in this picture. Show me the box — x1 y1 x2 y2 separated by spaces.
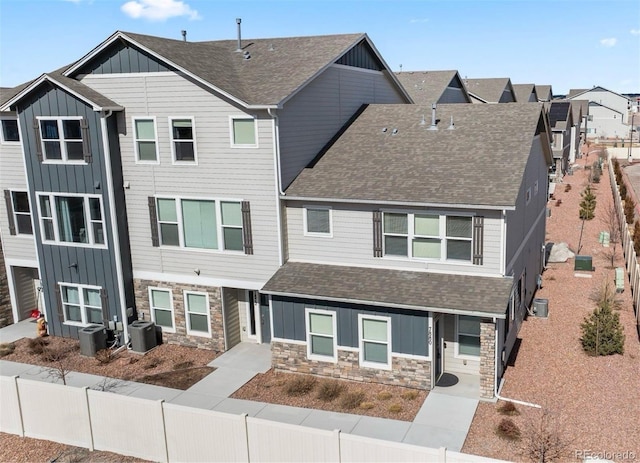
409 18 429 24
631 29 640 35
600 37 617 47
121 0 201 21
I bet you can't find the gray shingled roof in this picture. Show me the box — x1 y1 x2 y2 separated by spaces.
465 78 513 103
395 70 469 105
536 85 553 101
106 31 375 106
512 84 537 103
285 103 546 208
567 88 589 98
262 262 512 317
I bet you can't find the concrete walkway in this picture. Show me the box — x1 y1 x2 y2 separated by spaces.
0 331 479 451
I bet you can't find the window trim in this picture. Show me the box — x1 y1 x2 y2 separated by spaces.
133 116 159 164
382 211 474 263
59 282 103 327
9 190 33 236
358 314 392 370
37 116 85 164
455 315 481 360
229 116 258 148
305 308 338 363
184 290 211 337
35 192 107 248
303 206 333 237
169 116 197 165
154 195 244 253
0 117 20 144
148 287 175 333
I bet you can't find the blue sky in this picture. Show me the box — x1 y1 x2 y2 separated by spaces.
1 0 639 95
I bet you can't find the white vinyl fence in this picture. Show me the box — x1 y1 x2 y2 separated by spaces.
1 376 509 463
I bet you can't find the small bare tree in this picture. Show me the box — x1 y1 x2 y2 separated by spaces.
41 346 72 386
521 409 570 462
601 202 622 268
91 377 126 393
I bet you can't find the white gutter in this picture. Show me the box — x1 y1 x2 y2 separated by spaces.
99 110 129 345
268 107 284 266
500 210 507 276
283 195 515 211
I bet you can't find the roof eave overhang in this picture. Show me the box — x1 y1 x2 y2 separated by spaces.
281 195 516 211
260 289 506 319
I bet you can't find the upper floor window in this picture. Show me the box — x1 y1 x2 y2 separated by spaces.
134 117 158 163
154 197 245 252
304 207 332 236
37 193 106 247
38 117 86 162
59 283 103 326
170 117 196 163
1 119 19 143
383 212 473 262
9 191 33 235
230 117 257 147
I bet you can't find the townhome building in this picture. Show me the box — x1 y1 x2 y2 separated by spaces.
0 30 411 348
567 86 632 139
545 100 574 177
465 78 516 104
394 70 471 104
512 84 539 103
263 103 552 398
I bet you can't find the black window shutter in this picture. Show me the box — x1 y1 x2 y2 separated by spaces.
100 288 108 325
241 200 253 255
54 286 64 321
373 210 383 257
473 216 484 265
148 197 159 247
81 118 92 163
33 118 43 161
4 190 16 235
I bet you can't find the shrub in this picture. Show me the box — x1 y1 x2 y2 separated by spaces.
27 337 49 355
580 304 625 356
340 391 365 409
0 343 16 357
401 390 419 401
359 401 375 410
377 391 393 401
387 403 403 413
497 401 520 416
142 358 163 370
496 418 521 441
95 349 114 364
579 185 596 220
624 194 635 225
316 380 344 402
564 184 572 192
285 375 317 396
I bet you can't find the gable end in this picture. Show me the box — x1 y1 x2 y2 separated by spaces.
72 39 173 76
335 40 383 71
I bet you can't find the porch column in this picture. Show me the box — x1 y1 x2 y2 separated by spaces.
479 318 496 399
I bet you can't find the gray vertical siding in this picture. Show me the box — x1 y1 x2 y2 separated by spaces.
74 41 172 75
17 85 125 337
271 296 429 357
439 87 469 104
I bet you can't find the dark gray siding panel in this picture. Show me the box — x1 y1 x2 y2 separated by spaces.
271 296 429 356
440 87 469 104
335 41 383 71
500 90 515 103
74 41 172 75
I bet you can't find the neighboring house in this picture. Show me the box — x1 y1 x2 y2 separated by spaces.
465 78 516 103
568 99 588 163
512 84 539 103
262 103 552 399
0 30 410 348
545 101 573 177
395 70 471 104
567 86 631 139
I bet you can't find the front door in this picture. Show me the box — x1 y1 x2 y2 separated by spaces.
433 316 444 384
259 294 271 343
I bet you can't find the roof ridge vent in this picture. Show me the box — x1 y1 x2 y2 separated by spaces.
382 127 387 133
268 43 275 51
392 128 398 135
428 103 438 131
243 51 251 60
448 116 455 130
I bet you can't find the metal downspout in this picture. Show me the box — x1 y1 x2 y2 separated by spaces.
268 107 284 266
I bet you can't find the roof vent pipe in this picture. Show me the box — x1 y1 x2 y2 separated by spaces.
428 103 438 131
448 116 455 130
236 18 242 52
181 30 187 42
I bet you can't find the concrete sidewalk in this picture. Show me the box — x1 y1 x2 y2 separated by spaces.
0 338 478 451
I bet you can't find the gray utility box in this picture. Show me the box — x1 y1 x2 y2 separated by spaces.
79 325 107 357
574 255 593 271
532 298 549 318
130 320 157 353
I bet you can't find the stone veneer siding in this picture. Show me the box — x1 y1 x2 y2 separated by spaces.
0 240 11 328
134 279 225 351
479 319 496 399
272 341 431 389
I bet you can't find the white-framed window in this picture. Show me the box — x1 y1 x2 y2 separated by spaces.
155 197 243 252
303 207 332 236
59 283 103 326
36 193 106 247
456 315 481 358
358 314 392 370
169 117 196 163
383 212 473 262
305 308 337 362
230 117 257 147
1 118 19 143
184 291 211 337
38 117 84 162
10 191 33 235
149 287 175 333
133 117 158 163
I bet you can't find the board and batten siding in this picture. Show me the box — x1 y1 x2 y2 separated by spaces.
286 203 503 275
81 73 281 284
0 114 36 261
439 87 469 104
278 64 406 189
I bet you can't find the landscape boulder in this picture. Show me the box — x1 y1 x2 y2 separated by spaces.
548 242 575 263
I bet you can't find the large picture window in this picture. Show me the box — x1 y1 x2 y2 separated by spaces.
358 314 391 370
185 291 210 337
60 283 103 325
37 193 105 246
306 309 337 362
149 288 175 332
39 118 84 162
457 315 481 357
170 117 196 163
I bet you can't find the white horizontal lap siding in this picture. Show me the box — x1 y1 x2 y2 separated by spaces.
443 314 480 375
81 73 280 282
286 204 502 275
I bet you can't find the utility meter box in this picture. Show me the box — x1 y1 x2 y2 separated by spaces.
79 325 107 357
574 255 593 271
129 320 157 353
